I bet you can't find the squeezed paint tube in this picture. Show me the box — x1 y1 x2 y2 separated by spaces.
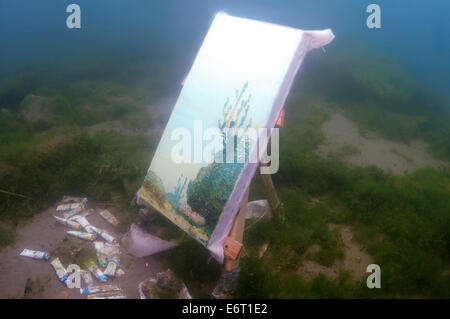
86 260 107 282
51 257 68 285
62 196 88 204
98 209 119 227
76 215 117 244
87 292 126 299
80 284 120 295
67 231 96 241
99 231 117 245
103 258 118 277
19 249 50 261
94 241 119 268
63 206 84 219
56 202 83 212
75 216 90 228
80 270 94 287
54 216 81 230
76 216 96 234
94 241 108 268
75 216 101 235
68 208 93 221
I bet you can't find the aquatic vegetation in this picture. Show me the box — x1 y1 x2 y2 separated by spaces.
167 175 187 208
0 49 448 298
298 50 450 161
234 104 450 298
0 129 154 229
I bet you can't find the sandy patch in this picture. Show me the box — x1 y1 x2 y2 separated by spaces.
20 94 54 122
85 96 176 138
297 224 373 282
316 110 448 174
0 205 168 299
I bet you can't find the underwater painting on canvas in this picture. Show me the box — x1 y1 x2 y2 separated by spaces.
138 14 333 252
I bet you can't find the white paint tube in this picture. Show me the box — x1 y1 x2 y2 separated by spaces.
56 202 83 212
68 208 93 220
67 231 96 241
87 292 126 299
75 216 117 244
62 196 88 204
86 260 107 282
54 216 81 230
94 241 108 268
51 257 68 286
99 231 117 245
98 209 119 227
103 259 118 277
63 206 84 219
80 270 94 287
80 284 120 295
19 249 50 261
75 216 102 235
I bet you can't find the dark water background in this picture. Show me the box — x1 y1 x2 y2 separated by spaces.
1 2 450 299
1 0 449 95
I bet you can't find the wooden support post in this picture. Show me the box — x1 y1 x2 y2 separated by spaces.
259 163 282 221
224 190 249 271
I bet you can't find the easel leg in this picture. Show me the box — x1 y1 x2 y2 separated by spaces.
212 190 249 298
259 163 283 222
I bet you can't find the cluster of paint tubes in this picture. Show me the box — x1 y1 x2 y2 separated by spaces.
19 196 126 299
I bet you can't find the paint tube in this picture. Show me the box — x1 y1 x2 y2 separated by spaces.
94 241 119 268
99 231 117 244
19 249 50 261
51 257 68 285
68 208 93 220
90 225 117 245
99 209 119 227
75 215 117 244
80 284 120 295
62 196 88 204
75 216 90 228
54 216 81 230
56 202 83 212
103 258 118 277
75 216 101 235
67 231 96 241
63 206 84 219
75 216 97 234
87 292 126 299
86 260 107 282
80 270 94 287
94 241 108 268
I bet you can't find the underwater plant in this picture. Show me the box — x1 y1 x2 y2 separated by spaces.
167 175 187 209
